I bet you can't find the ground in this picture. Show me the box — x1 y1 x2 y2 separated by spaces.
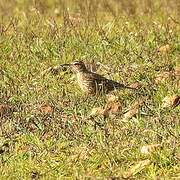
0 0 180 179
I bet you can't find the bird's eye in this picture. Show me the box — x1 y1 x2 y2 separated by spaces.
73 62 80 65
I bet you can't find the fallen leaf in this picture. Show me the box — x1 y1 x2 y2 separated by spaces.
154 71 171 84
104 101 122 114
123 100 144 120
39 104 53 114
140 144 161 154
129 82 142 89
123 159 151 178
104 94 122 114
162 95 180 108
158 44 170 53
90 95 122 118
154 67 180 84
124 108 138 120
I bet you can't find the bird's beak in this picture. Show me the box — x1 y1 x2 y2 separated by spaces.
60 63 71 67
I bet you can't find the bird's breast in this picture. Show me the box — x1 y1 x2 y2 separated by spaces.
76 72 95 94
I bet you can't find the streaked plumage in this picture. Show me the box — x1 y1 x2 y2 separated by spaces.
63 61 135 95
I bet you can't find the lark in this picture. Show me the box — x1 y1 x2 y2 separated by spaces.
62 61 136 95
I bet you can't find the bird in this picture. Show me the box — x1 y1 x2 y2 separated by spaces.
61 60 136 95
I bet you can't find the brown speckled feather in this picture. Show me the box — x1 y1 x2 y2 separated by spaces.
67 61 135 95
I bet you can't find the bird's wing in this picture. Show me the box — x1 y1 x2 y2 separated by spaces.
86 72 108 83
87 72 125 88
83 72 135 92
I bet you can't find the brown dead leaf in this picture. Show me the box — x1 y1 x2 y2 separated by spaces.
158 44 170 53
104 101 122 114
124 108 139 120
154 67 180 84
39 104 53 114
129 82 142 89
109 102 122 113
90 95 122 118
140 144 161 154
154 71 171 84
123 159 151 178
162 95 180 108
104 94 122 114
123 100 144 120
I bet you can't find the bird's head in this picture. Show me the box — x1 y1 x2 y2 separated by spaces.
60 60 87 73
70 60 87 73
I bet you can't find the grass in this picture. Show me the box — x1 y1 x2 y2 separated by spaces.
0 0 180 179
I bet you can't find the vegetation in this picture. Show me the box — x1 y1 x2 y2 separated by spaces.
0 0 179 179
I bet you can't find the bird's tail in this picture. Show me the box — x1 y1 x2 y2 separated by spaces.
113 82 138 90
